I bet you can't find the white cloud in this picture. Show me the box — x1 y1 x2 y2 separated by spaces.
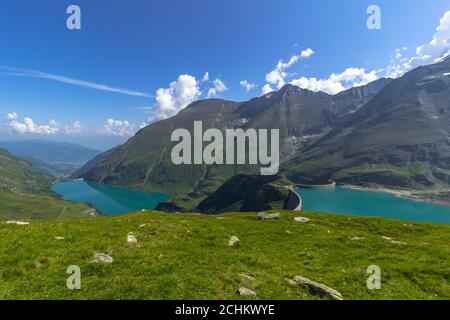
259 11 450 96
99 118 134 137
151 74 201 121
329 68 378 85
264 48 315 91
207 78 227 98
265 69 287 90
64 121 83 135
413 11 450 63
6 113 16 121
385 11 450 78
0 66 151 98
300 48 315 58
290 68 378 95
202 72 210 82
5 112 60 135
261 84 274 95
291 77 345 95
240 80 256 92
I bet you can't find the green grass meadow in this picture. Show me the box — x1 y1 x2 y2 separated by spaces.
0 192 96 220
0 210 448 300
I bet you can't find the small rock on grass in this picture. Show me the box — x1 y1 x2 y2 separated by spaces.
256 212 280 220
382 236 406 245
238 287 256 296
127 232 138 244
95 253 113 263
292 275 343 300
294 217 310 223
6 221 29 225
228 236 240 246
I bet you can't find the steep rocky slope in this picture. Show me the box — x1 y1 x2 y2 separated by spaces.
284 57 450 189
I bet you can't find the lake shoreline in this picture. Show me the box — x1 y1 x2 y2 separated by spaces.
297 184 450 223
341 184 450 207
51 180 171 216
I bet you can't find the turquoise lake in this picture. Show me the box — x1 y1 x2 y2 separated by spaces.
51 180 450 223
297 187 450 223
51 180 171 216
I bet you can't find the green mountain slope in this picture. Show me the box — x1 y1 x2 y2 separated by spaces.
0 148 53 194
196 174 292 213
73 100 245 194
0 210 448 299
0 148 96 220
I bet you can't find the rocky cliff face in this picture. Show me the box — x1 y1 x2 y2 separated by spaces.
283 57 450 189
331 78 393 119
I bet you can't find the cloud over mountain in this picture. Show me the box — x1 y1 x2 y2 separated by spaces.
291 68 378 95
385 10 450 78
262 48 315 94
207 79 227 98
151 74 201 121
240 80 256 92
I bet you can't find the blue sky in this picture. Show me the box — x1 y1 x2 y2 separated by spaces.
0 0 449 149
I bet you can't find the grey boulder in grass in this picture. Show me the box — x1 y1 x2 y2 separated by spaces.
94 253 114 263
256 212 281 220
293 275 343 300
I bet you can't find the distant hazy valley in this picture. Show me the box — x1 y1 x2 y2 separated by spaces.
0 140 101 177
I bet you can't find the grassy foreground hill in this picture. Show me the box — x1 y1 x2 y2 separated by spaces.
0 210 448 300
0 192 96 220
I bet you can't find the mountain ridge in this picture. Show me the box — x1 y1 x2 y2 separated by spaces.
283 57 450 189
73 59 450 211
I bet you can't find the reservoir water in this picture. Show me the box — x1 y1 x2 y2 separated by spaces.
52 180 450 223
297 186 450 223
52 180 171 216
